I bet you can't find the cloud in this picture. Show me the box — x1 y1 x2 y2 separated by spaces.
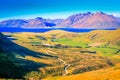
110 13 120 17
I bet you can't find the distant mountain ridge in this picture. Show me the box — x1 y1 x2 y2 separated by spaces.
0 12 120 29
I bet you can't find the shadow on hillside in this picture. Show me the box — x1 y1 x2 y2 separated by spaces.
0 32 55 58
0 49 49 79
0 33 55 79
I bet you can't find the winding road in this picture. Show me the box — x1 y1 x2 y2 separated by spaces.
45 50 71 76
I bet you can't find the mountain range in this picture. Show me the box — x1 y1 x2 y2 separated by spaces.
0 12 120 29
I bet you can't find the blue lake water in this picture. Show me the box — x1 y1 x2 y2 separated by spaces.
0 27 116 33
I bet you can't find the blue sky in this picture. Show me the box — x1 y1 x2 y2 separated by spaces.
0 0 120 20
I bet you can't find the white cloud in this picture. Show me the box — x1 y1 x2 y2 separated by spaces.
108 12 120 17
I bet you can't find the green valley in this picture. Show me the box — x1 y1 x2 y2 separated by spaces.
0 29 120 80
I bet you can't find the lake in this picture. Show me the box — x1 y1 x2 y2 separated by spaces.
0 27 116 33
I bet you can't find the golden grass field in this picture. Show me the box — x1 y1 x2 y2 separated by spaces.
44 63 120 80
1 29 120 80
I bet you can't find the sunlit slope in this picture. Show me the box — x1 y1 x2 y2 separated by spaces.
41 29 120 51
81 29 120 46
10 29 120 46
2 29 120 79
3 30 120 79
0 33 54 79
40 29 120 46
41 30 78 38
44 63 120 80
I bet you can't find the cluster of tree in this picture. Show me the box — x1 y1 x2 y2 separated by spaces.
24 67 64 79
80 50 96 54
31 43 70 49
50 44 70 48
72 65 104 74
36 36 47 41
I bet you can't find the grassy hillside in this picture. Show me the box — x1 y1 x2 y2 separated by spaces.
44 63 120 80
44 29 120 56
86 29 120 46
42 29 120 57
1 29 120 79
77 29 120 57
39 29 120 48
0 33 55 79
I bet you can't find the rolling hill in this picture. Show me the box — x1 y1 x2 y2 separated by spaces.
0 28 120 79
38 29 120 47
80 29 120 46
44 63 120 80
0 33 53 79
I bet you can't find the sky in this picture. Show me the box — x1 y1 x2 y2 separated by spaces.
0 0 120 21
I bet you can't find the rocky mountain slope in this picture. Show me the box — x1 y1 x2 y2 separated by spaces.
0 12 120 29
